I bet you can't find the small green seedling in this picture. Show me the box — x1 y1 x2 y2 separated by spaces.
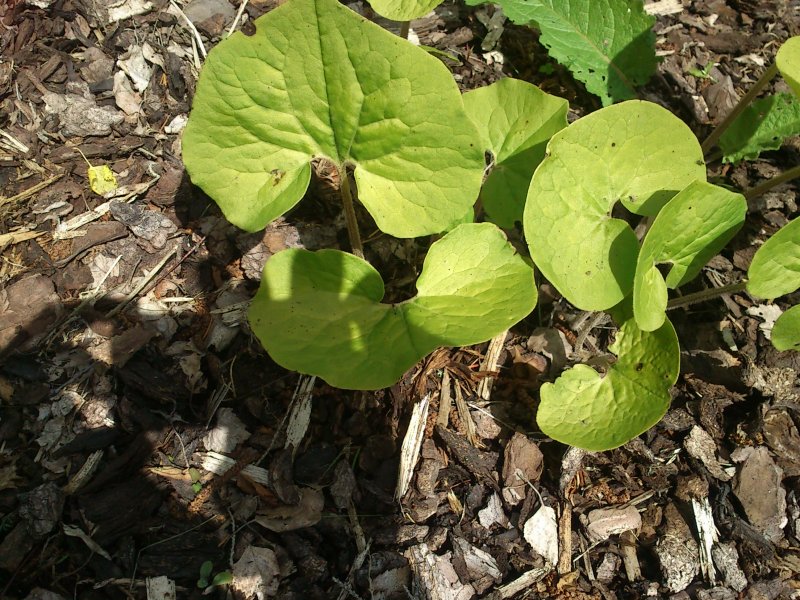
688 62 716 80
197 561 233 593
189 467 202 494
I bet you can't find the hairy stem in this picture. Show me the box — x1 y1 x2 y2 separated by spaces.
339 166 365 259
666 281 748 310
744 163 800 201
701 62 778 156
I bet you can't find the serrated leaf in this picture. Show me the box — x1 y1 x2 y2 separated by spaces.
777 36 800 98
537 315 680 451
719 94 800 163
368 0 442 20
524 101 706 311
464 78 568 228
466 0 656 105
249 223 537 390
747 217 800 299
772 304 800 351
633 181 746 331
182 0 483 238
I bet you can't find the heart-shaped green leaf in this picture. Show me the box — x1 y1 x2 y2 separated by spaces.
464 78 568 228
182 0 483 238
777 36 800 98
524 101 706 311
368 0 443 20
633 181 746 331
747 217 800 299
249 223 537 389
537 315 680 451
772 304 800 351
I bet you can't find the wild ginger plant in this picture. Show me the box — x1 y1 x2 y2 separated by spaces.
182 0 540 390
182 0 800 450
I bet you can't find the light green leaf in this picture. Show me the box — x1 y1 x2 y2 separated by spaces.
747 217 800 299
249 223 537 390
777 36 800 98
182 0 484 238
524 101 706 311
772 304 800 351
368 0 442 20
464 78 568 227
465 0 656 105
537 315 680 451
634 181 746 331
720 94 800 163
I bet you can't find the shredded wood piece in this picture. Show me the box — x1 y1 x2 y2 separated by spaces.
692 496 719 585
284 375 315 456
477 330 507 401
395 394 430 500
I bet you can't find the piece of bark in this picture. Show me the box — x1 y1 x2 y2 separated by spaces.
435 425 499 492
733 446 787 542
501 432 543 505
0 275 63 358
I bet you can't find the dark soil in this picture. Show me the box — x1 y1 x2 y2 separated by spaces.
1 1 799 599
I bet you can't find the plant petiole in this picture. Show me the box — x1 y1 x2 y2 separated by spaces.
339 165 365 259
744 162 800 201
701 62 778 155
666 281 748 310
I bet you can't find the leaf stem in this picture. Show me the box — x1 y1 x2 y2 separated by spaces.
399 21 410 40
744 163 800 201
701 62 778 156
339 166 365 259
666 281 747 310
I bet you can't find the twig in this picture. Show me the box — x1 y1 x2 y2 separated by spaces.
138 235 207 299
169 0 207 58
0 173 63 208
105 245 179 318
0 128 29 154
744 162 800 201
227 0 250 37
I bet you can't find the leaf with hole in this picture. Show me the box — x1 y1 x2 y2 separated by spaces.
464 78 568 228
465 0 657 105
536 314 680 451
249 223 537 390
524 100 706 311
747 217 800 299
720 94 800 164
633 180 746 331
182 0 484 238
